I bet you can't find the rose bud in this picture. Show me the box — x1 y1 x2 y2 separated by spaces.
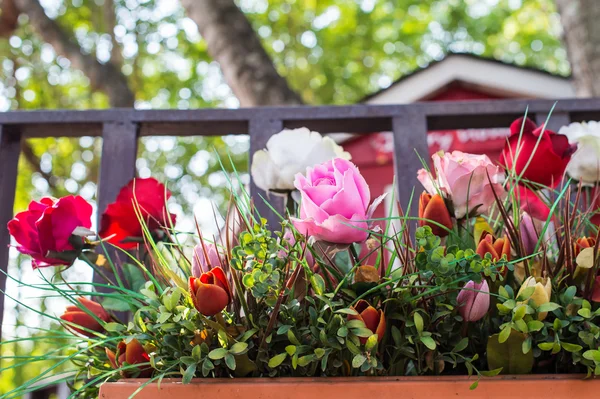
476 231 510 262
456 280 490 322
348 299 386 344
354 265 380 284
189 266 231 316
574 237 596 257
106 339 152 378
60 297 111 337
418 192 453 237
518 276 552 320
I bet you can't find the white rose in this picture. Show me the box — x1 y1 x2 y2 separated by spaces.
251 127 351 192
559 121 600 185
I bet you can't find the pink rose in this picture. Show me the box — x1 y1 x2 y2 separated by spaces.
456 280 490 322
191 241 223 277
291 158 382 244
417 151 506 219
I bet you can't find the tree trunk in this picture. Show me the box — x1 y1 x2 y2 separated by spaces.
180 0 302 106
13 0 134 107
556 0 600 97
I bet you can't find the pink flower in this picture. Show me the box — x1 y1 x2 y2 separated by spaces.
418 151 506 219
519 212 540 256
291 158 382 244
8 196 93 268
191 241 223 277
456 280 490 322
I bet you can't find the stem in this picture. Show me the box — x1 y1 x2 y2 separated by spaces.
285 192 296 217
349 245 361 266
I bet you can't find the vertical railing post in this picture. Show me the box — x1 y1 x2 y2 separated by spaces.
0 125 22 343
248 118 285 231
392 108 430 221
94 120 139 302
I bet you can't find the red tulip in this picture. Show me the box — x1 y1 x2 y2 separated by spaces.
99 177 176 249
456 280 490 322
60 297 111 337
105 339 152 378
574 237 596 257
591 276 600 303
500 117 575 188
7 195 93 268
476 231 511 262
348 299 386 344
189 267 231 316
419 192 453 237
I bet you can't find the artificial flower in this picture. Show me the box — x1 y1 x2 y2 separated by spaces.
99 177 176 249
417 151 506 219
291 158 383 244
191 240 223 277
574 237 596 257
559 121 600 185
7 195 93 268
456 280 490 322
500 117 575 188
354 265 379 284
520 212 540 256
189 267 231 316
518 276 552 320
251 127 351 192
476 231 511 262
105 339 152 377
60 297 111 337
418 192 453 237
348 299 386 344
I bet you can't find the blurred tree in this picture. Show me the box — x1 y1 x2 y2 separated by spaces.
555 0 600 96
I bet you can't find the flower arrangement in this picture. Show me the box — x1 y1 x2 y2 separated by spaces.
5 116 600 398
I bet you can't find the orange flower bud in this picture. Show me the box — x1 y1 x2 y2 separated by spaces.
476 231 511 262
348 299 386 344
105 338 152 378
60 297 111 337
189 266 231 316
354 265 379 284
574 237 596 257
419 192 453 237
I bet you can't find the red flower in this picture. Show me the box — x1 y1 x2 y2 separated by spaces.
7 196 93 268
500 117 575 188
517 185 550 221
419 192 453 237
189 267 232 316
348 299 386 344
60 297 111 337
99 178 176 249
105 339 152 378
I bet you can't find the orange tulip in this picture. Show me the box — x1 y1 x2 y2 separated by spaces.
348 299 386 344
476 231 511 262
189 266 231 316
105 339 152 378
574 237 596 257
419 192 453 237
60 297 111 337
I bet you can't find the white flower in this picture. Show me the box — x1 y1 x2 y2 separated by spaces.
559 121 600 185
251 128 351 192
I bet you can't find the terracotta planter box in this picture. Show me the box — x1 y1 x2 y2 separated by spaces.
99 374 598 399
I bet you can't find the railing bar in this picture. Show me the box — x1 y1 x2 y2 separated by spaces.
0 125 22 345
534 111 571 132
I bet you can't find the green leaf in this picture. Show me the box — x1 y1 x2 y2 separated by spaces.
297 355 314 367
337 326 348 337
103 322 125 332
538 342 554 351
122 263 147 294
208 348 228 360
346 340 361 355
453 337 468 353
314 348 325 358
513 305 527 321
229 342 248 355
192 344 201 360
310 274 325 295
583 350 600 361
101 297 131 312
352 328 375 338
286 345 297 356
268 353 287 368
182 364 196 384
157 312 172 324
336 308 358 315
365 334 379 352
578 308 592 318
479 368 503 377
498 285 510 300
516 286 535 302
287 329 301 345
346 319 366 329
352 354 367 368
522 337 532 354
420 336 436 350
537 303 561 313
487 330 534 374
561 342 583 353
499 325 512 343
414 312 424 334
469 380 479 390
225 353 236 370
526 320 544 332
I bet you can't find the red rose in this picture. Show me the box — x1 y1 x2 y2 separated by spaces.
60 297 111 337
500 117 575 188
99 178 176 249
189 267 231 316
105 339 152 377
7 195 93 268
517 185 550 221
